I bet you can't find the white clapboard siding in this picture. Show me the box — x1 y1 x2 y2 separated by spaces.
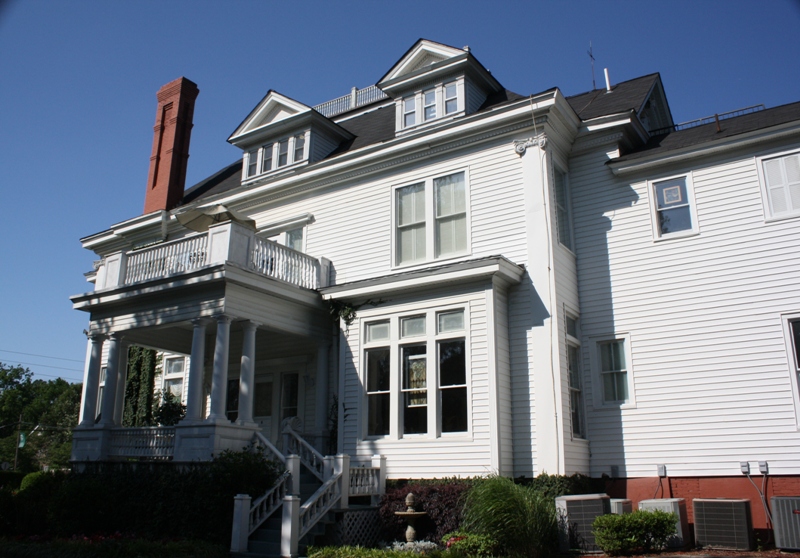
571 143 800 477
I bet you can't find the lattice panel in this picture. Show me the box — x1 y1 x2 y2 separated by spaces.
335 508 381 547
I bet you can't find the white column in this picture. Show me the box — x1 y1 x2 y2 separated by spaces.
184 318 208 423
79 334 105 427
237 321 258 426
314 342 330 451
113 340 130 426
99 333 124 427
207 315 232 422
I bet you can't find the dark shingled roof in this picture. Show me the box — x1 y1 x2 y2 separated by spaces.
181 88 531 203
566 73 659 120
615 100 800 162
181 159 243 205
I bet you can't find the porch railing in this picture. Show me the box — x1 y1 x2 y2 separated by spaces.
125 235 208 284
251 236 319 290
349 464 382 496
107 427 175 460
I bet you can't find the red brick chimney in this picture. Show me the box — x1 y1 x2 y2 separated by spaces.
144 77 199 214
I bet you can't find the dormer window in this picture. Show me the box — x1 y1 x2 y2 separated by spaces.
278 139 289 167
243 131 310 180
397 79 464 132
403 97 416 127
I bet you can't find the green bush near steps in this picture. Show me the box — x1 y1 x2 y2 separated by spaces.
592 509 678 556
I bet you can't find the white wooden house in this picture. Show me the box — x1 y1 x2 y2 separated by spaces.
71 40 800 549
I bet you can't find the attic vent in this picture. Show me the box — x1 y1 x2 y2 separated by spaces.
555 494 610 552
693 498 753 550
648 104 765 136
313 85 388 118
772 497 800 550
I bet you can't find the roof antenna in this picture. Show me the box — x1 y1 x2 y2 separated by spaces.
588 41 596 90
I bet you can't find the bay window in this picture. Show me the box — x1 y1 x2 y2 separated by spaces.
362 307 469 439
395 171 469 266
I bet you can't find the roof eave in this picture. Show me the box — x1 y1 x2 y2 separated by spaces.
608 120 800 176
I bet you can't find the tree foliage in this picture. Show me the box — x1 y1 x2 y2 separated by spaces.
0 363 81 472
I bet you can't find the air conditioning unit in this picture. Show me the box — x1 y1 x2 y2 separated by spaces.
555 494 611 553
610 498 632 514
638 498 689 548
693 498 753 550
771 497 800 550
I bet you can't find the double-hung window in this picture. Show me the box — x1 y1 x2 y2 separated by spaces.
554 168 573 250
566 316 585 438
649 174 698 238
261 144 273 174
247 149 259 178
163 356 186 403
594 337 634 406
395 171 468 266
363 307 469 439
278 139 289 167
783 315 800 426
761 151 800 220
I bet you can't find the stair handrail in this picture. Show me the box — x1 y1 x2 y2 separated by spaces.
249 469 291 535
283 423 325 481
253 431 286 464
298 474 341 539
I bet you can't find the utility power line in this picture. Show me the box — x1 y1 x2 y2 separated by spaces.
4 361 83 373
0 349 84 363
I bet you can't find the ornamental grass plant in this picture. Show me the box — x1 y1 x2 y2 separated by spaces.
461 475 558 558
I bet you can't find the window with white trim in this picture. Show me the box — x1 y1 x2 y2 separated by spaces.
597 339 630 405
784 315 800 425
362 307 469 439
649 175 697 238
398 80 462 131
395 171 468 266
554 168 573 250
162 356 186 403
566 316 585 438
243 132 308 179
761 151 800 219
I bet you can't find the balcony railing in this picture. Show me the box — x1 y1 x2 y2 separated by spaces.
108 427 175 460
99 222 325 292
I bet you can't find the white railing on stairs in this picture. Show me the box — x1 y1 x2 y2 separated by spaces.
299 475 342 539
254 431 285 464
283 423 325 481
249 469 291 535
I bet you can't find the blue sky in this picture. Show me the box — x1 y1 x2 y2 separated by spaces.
1 0 798 383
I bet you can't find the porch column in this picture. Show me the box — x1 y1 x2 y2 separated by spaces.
184 318 208 423
112 339 130 426
237 320 259 426
207 315 232 423
314 342 330 450
98 332 124 427
78 333 105 427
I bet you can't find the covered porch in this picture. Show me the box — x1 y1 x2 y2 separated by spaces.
70 220 335 463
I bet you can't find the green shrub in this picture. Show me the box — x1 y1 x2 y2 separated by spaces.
442 530 501 557
0 537 229 557
592 510 678 556
308 545 447 558
461 476 558 558
524 472 605 500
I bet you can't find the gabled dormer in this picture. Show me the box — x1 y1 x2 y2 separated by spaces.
228 91 353 184
636 76 674 134
377 39 504 135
